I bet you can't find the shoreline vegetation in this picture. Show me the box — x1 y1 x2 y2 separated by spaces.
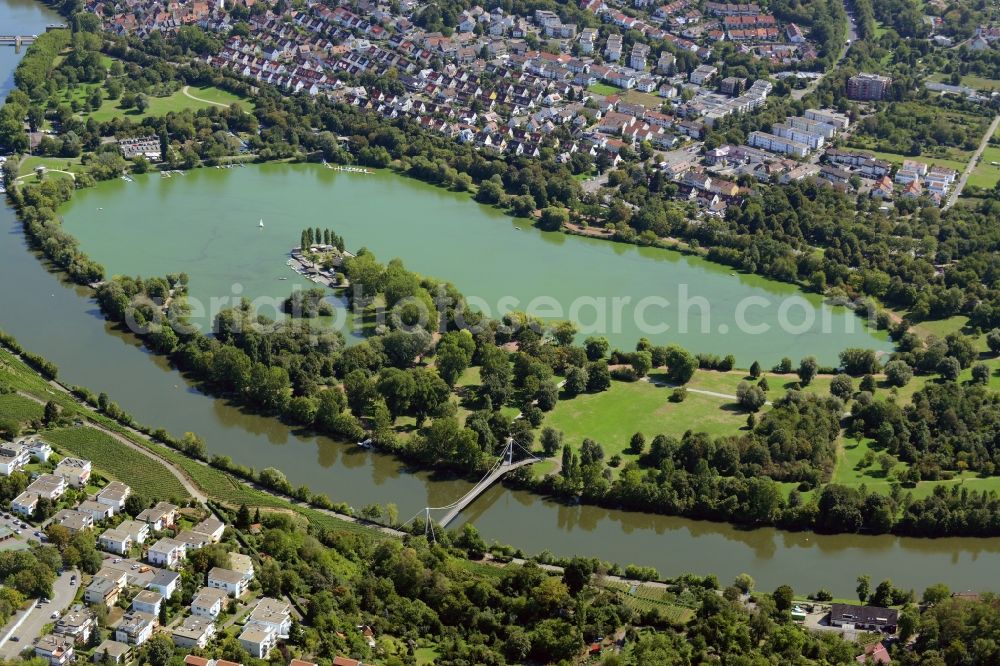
4 25 1000 542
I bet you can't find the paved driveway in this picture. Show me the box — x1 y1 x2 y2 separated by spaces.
0 569 77 659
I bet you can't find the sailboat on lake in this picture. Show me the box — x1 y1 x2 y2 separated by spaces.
259 219 264 229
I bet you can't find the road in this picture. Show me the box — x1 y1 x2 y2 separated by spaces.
791 1 857 101
0 569 76 659
945 113 1000 209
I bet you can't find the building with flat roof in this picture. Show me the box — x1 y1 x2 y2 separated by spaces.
54 457 91 488
35 634 74 666
829 603 899 632
172 615 216 649
96 481 131 513
847 73 891 101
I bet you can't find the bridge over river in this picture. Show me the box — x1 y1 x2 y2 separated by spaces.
410 438 540 537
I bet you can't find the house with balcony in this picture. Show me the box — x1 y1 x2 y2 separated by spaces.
147 538 186 569
54 457 91 488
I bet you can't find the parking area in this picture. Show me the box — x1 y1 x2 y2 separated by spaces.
0 569 76 659
0 512 45 551
98 553 163 588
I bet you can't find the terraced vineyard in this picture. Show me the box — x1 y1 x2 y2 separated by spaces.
602 581 695 623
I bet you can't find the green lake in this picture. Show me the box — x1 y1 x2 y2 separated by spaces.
60 163 891 366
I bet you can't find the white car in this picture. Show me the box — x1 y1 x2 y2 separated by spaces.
113 558 122 564
50 612 58 619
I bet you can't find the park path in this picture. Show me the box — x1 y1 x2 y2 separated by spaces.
946 113 1000 209
181 85 229 108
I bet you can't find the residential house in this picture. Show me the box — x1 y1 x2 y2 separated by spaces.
85 569 127 607
229 552 254 581
857 641 892 664
191 587 229 619
238 625 278 659
96 482 132 514
828 604 898 632
131 590 163 617
690 64 717 85
0 441 30 476
52 509 94 534
208 567 250 597
246 597 292 638
117 519 150 546
172 616 216 649
148 570 180 599
147 538 185 569
192 517 226 542
19 475 66 502
11 491 39 517
115 611 155 646
76 500 114 522
99 528 133 556
35 634 74 666
92 640 131 665
137 502 178 531
55 608 95 644
175 530 211 552
54 457 91 488
871 176 894 199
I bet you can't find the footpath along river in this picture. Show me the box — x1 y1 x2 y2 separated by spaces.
0 0 998 596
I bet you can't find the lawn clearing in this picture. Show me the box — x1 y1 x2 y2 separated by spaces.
543 378 747 459
861 149 970 175
82 85 253 122
588 82 621 96
968 145 1000 189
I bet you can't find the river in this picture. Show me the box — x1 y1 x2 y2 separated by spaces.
0 0 998 597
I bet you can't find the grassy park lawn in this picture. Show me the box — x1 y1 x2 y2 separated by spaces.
683 369 833 399
587 82 621 96
543 378 747 457
968 145 1000 189
17 155 84 179
71 84 253 123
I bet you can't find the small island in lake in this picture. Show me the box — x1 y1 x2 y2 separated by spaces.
287 227 352 288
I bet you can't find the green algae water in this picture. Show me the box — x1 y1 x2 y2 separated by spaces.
60 163 891 366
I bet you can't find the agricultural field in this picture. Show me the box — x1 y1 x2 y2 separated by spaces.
602 581 695 623
44 426 190 500
0 393 44 424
